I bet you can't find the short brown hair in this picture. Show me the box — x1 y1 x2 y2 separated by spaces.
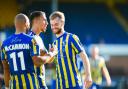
30 11 46 22
49 11 65 22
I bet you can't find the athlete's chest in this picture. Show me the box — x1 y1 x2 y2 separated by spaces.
34 35 45 50
56 38 70 50
90 60 101 69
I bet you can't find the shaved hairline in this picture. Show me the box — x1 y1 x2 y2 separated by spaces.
15 13 29 24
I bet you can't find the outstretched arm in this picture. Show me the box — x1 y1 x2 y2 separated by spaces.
32 46 58 66
41 44 58 64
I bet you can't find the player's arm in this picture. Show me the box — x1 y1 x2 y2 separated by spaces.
39 44 57 64
38 52 57 64
32 50 56 66
101 61 111 86
30 38 56 66
71 34 92 88
1 45 10 88
79 51 92 88
32 52 57 66
40 49 48 56
32 55 49 66
36 47 57 64
2 60 10 88
45 44 57 63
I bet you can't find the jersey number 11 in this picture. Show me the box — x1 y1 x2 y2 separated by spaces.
10 51 26 71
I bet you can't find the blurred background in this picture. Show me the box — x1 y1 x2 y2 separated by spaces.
0 0 128 89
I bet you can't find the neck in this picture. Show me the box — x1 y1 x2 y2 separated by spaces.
15 29 26 34
56 28 65 38
32 26 41 35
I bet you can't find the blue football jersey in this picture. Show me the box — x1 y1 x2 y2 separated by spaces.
1 33 40 89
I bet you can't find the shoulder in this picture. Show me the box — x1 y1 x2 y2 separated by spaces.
68 33 79 40
1 34 14 47
22 33 33 39
98 56 105 61
98 56 105 65
67 33 80 43
21 33 35 44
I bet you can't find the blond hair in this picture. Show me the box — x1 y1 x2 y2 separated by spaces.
49 11 65 22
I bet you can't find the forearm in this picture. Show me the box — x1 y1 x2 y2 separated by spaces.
2 60 10 88
106 75 111 85
102 67 111 85
45 52 56 63
79 51 92 88
80 51 91 76
33 55 55 66
45 57 54 63
33 56 47 67
105 71 111 83
4 68 10 87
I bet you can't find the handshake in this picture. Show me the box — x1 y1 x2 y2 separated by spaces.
39 44 58 64
48 44 58 58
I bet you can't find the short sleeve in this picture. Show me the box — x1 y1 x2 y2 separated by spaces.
70 34 84 54
29 38 40 57
1 43 7 61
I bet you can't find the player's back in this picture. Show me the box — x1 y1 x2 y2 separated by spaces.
1 33 39 89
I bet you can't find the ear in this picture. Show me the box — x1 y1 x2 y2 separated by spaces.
26 23 30 29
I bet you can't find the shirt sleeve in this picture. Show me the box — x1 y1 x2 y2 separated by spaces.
29 38 40 57
99 57 106 68
70 34 84 54
1 43 7 61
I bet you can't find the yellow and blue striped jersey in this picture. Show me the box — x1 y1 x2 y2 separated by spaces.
28 31 47 88
89 56 106 85
1 33 39 89
53 32 84 89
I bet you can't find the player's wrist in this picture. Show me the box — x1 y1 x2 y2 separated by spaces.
49 52 55 57
85 70 91 76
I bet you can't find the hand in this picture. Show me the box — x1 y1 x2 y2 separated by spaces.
40 49 47 56
49 44 54 52
53 45 58 56
84 75 92 89
49 44 58 57
107 80 111 86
